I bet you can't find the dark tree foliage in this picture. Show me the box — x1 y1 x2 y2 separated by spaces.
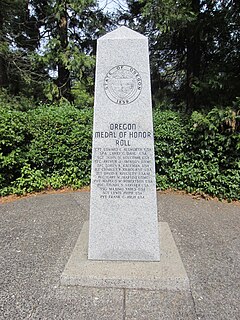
0 0 239 199
0 0 112 102
119 0 240 111
26 0 112 102
0 0 43 96
0 0 239 109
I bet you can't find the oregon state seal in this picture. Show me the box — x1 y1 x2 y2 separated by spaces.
104 65 142 104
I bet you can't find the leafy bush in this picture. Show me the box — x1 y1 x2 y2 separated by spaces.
13 164 47 195
0 105 30 195
0 100 239 200
153 109 187 189
0 102 93 195
153 106 240 200
183 107 240 199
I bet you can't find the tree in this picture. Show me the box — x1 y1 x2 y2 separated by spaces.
0 0 47 97
186 0 200 110
56 0 71 100
0 0 112 103
0 4 8 88
118 0 195 106
120 0 240 111
31 0 111 102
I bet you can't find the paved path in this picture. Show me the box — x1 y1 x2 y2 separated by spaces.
0 192 239 319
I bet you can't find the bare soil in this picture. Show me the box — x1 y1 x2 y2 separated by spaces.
1 187 239 206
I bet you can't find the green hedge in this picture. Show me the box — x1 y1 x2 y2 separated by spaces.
0 104 93 195
154 108 240 200
0 102 239 200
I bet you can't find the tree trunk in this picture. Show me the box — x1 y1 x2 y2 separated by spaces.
186 0 201 111
56 1 72 101
0 10 8 88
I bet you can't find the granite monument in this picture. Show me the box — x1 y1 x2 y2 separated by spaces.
88 26 160 261
61 27 189 291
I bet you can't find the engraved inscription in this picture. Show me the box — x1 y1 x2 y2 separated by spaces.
104 65 142 104
93 147 154 200
94 122 152 147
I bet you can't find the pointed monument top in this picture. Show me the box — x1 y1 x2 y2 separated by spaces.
99 26 146 40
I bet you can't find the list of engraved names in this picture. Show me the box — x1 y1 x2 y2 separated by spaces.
92 147 154 199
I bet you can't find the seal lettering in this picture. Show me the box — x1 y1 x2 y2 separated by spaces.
104 65 142 104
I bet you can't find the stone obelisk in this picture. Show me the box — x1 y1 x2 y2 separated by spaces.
88 26 160 261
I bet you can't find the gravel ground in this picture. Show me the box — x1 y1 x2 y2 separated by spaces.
0 191 239 319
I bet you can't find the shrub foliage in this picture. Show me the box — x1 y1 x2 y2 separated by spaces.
0 102 239 200
154 107 240 200
0 103 93 195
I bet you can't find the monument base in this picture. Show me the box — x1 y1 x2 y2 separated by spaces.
60 222 190 291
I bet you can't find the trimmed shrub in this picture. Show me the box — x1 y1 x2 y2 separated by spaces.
0 103 93 195
0 106 29 194
153 107 240 200
0 101 239 200
153 109 187 190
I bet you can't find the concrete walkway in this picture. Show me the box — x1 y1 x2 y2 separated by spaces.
1 191 239 319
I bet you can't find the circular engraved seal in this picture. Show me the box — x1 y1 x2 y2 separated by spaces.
104 65 142 104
